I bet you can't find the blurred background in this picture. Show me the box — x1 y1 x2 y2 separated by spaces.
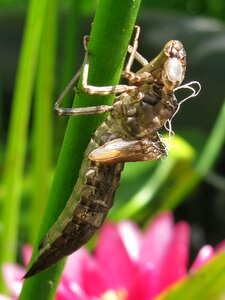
0 0 225 271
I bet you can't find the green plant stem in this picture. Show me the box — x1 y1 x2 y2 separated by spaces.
0 0 47 291
19 0 141 299
29 0 57 244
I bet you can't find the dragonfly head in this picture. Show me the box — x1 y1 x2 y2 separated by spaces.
162 40 186 91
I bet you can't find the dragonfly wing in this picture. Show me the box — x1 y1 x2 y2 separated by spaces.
89 137 167 164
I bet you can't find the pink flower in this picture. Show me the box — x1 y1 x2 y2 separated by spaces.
1 212 222 300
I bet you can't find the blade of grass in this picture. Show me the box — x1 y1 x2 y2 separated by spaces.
56 0 82 134
19 0 142 299
195 99 225 176
0 0 48 291
112 157 177 221
59 0 81 102
29 0 57 244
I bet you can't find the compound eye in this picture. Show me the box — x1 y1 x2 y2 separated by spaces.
163 57 184 90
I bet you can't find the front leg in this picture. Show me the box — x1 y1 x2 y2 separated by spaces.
122 70 154 85
127 45 148 66
53 67 115 116
82 36 138 96
54 35 139 116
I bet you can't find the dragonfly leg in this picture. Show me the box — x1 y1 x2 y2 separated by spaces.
122 26 153 86
54 26 143 116
54 104 114 116
53 66 114 116
127 45 148 66
54 68 80 115
124 25 141 73
82 35 138 96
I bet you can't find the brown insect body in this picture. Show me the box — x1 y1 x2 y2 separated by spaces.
24 30 186 278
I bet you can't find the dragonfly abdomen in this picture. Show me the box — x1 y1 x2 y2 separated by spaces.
24 128 124 278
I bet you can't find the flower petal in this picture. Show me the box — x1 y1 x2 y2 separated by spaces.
215 240 225 253
127 264 154 300
57 248 94 299
63 248 91 285
81 253 107 297
56 280 90 300
157 221 190 292
2 264 24 297
140 211 174 266
95 222 137 290
22 245 32 267
190 245 215 272
117 220 141 262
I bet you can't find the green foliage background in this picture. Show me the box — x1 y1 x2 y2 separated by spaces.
0 0 225 299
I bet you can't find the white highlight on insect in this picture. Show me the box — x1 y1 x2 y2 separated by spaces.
165 58 184 83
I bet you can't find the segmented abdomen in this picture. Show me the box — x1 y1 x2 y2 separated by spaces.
24 122 124 278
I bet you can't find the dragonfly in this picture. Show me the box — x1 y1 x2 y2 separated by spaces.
24 25 188 278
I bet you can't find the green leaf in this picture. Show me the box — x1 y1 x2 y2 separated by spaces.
29 0 57 244
165 135 196 160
